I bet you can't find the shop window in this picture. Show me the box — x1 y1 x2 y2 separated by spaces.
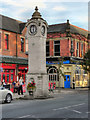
11 70 14 73
7 70 9 73
5 34 9 50
83 70 87 74
46 41 50 56
3 74 5 81
22 75 24 80
11 74 13 81
7 74 9 82
0 33 1 49
21 38 24 52
54 40 60 56
75 70 80 74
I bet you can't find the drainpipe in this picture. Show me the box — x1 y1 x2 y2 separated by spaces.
16 33 17 57
16 33 18 81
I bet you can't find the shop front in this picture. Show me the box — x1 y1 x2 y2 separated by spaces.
18 65 28 82
75 67 88 88
0 63 16 83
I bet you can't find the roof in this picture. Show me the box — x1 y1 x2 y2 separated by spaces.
0 14 88 37
48 23 88 37
0 14 26 33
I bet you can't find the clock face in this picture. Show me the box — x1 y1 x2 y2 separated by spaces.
30 25 37 35
41 26 45 36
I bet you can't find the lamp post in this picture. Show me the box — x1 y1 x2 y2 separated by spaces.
70 46 74 88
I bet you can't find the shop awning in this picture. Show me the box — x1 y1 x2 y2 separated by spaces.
0 56 28 65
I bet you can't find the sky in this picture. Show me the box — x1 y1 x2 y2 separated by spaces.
0 0 89 30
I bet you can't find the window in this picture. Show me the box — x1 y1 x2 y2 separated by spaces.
70 40 74 56
25 39 28 52
11 74 13 81
76 42 79 57
21 38 24 52
0 74 1 81
7 74 9 82
5 34 9 50
0 33 1 49
3 74 5 81
54 40 60 56
46 41 50 56
71 40 73 48
81 43 83 57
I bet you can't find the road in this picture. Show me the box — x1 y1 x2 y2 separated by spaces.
1 90 89 119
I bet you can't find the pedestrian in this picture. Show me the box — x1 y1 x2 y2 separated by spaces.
0 81 2 86
14 81 19 94
72 77 75 89
18 77 23 95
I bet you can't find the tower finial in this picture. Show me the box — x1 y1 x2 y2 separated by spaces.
32 6 41 18
35 6 38 11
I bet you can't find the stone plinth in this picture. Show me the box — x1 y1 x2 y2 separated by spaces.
26 73 49 98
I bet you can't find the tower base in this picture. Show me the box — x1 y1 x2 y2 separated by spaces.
26 73 50 98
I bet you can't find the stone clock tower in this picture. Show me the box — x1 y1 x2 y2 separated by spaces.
26 6 49 98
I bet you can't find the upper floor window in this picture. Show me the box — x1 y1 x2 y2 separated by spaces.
70 40 74 56
76 42 79 57
71 40 73 48
46 41 50 56
21 38 24 52
25 39 28 52
54 40 60 56
81 43 83 57
5 34 9 50
0 33 1 49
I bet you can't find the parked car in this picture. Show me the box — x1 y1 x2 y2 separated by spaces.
0 86 13 103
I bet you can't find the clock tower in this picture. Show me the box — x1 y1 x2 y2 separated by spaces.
26 6 49 98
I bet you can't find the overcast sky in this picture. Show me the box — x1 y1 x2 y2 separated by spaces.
0 0 89 30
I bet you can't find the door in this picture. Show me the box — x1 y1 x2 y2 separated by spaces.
64 75 70 88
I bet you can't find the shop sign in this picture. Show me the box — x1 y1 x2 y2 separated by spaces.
2 63 16 69
46 61 59 65
18 65 28 70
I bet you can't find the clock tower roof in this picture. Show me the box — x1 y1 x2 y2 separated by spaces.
32 6 41 19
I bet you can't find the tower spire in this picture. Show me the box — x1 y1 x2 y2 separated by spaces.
32 6 41 18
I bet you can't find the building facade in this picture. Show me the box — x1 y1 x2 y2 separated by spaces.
0 15 28 83
0 14 89 88
46 21 89 88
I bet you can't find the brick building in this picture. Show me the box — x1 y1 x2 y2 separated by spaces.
46 20 89 88
0 14 89 88
0 15 28 83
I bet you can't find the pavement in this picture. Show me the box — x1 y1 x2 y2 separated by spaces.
13 88 89 100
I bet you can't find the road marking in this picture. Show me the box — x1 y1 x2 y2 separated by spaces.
67 108 82 114
53 103 85 111
19 115 31 118
86 111 90 114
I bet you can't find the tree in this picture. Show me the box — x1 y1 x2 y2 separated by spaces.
82 49 90 88
83 49 90 72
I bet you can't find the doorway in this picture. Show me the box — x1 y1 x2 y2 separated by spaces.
64 75 70 88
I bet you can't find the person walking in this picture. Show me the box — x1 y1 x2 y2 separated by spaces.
72 77 75 89
18 77 23 95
